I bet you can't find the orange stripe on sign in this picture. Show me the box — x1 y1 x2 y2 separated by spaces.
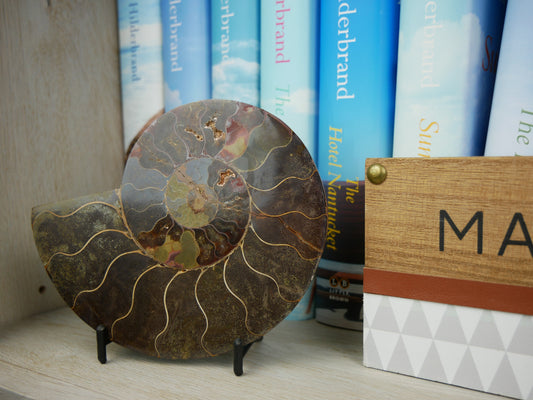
363 268 533 316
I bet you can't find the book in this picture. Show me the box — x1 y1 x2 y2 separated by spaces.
392 0 507 157
211 0 260 106
484 0 533 156
260 0 320 320
117 0 165 152
161 0 211 110
315 0 400 330
259 0 319 160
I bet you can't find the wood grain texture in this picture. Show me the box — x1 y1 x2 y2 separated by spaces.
0 0 123 325
365 157 533 288
0 308 501 400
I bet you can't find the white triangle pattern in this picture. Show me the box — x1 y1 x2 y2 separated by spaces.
371 329 400 370
388 296 413 332
507 352 533 400
434 306 467 344
402 335 433 376
508 315 533 356
492 310 522 350
456 305 483 342
490 354 523 399
363 330 383 370
418 342 448 383
364 294 533 399
387 336 414 376
469 309 505 350
363 293 380 327
434 339 468 383
371 296 400 332
469 346 506 391
421 301 447 338
453 348 484 392
402 301 432 338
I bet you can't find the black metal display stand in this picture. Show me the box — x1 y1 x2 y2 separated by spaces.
96 325 111 364
233 337 262 376
96 325 262 376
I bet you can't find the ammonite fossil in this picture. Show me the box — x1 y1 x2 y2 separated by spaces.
31 99 327 359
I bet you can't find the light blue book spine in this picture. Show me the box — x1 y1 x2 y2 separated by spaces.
485 0 533 156
260 0 319 320
161 0 211 110
211 0 260 106
393 0 507 157
118 0 164 151
260 0 319 161
316 0 400 330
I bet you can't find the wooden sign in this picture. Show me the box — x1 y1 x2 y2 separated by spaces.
364 156 533 315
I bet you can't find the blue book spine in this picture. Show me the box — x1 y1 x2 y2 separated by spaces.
211 0 260 106
161 0 211 110
260 0 319 161
260 0 320 320
118 0 165 151
316 0 400 330
393 0 507 157
485 0 533 156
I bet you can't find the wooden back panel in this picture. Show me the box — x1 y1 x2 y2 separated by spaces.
0 0 123 325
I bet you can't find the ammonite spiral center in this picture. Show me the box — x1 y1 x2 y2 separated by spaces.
165 159 220 229
132 157 252 271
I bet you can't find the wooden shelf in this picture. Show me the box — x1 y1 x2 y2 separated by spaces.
0 308 500 400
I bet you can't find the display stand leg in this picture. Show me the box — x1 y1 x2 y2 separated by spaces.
233 337 262 376
96 325 111 364
96 325 262 373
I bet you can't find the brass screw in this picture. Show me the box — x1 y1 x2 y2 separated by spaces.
367 163 387 185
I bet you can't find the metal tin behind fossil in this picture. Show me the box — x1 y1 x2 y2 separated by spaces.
31 99 327 359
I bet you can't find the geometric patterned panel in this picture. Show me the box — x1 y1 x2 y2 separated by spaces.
364 293 533 399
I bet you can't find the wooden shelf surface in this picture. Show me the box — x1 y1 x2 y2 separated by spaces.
0 308 501 400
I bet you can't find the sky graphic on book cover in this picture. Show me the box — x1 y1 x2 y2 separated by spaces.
118 0 164 150
393 0 506 157
211 0 259 106
260 0 319 160
485 0 533 156
161 0 210 110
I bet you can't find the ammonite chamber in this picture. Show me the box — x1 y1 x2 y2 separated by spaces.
31 99 327 359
